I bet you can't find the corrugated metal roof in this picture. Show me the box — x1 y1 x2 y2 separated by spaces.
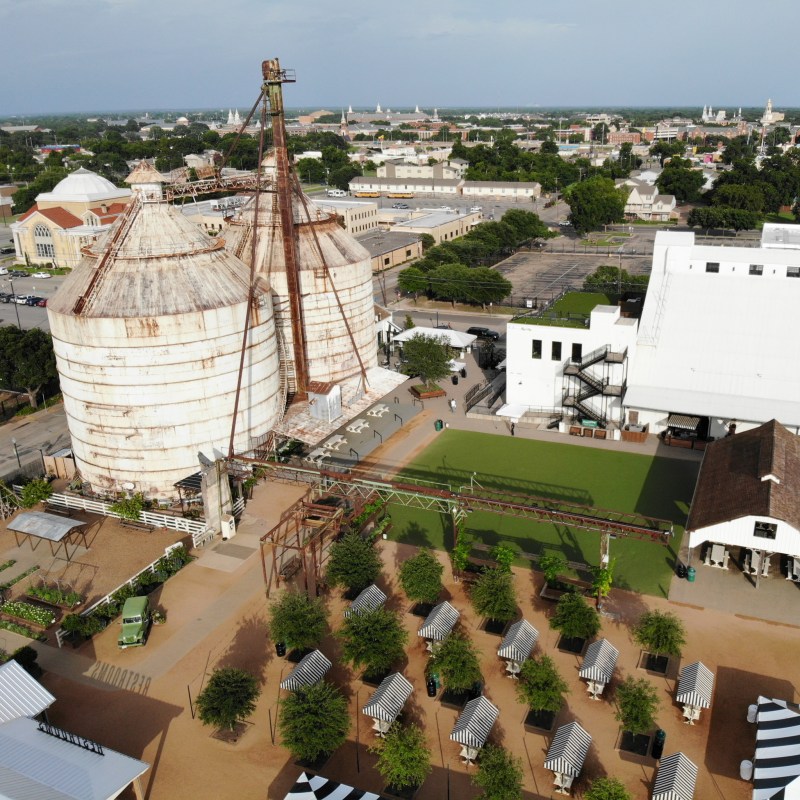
676 662 714 710
0 661 55 723
280 650 332 691
362 673 413 723
579 639 619 685
6 512 85 544
652 752 698 800
450 696 499 749
417 601 459 641
344 584 387 618
544 722 592 777
497 619 538 664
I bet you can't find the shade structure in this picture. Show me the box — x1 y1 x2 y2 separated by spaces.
344 583 387 618
284 771 387 799
450 696 499 749
6 512 85 543
362 673 413 724
418 601 459 641
652 752 698 800
279 650 332 691
753 697 800 800
676 661 714 709
667 414 700 430
497 619 539 663
0 661 55 723
544 721 592 778
579 638 620 685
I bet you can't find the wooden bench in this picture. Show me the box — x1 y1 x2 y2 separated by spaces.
44 502 72 517
120 518 155 532
593 429 607 440
569 425 583 436
279 556 302 580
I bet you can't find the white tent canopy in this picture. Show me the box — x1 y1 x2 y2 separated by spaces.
362 673 413 724
418 601 459 641
450 696 499 749
652 752 698 800
391 326 477 350
676 662 714 710
579 639 619 685
497 619 538 664
344 584 387 618
544 721 592 778
753 697 800 800
280 650 332 691
283 771 386 799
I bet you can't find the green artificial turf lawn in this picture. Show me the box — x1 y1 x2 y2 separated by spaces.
388 430 699 598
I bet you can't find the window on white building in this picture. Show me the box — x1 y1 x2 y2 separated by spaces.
787 267 800 278
706 262 720 273
532 340 542 359
749 264 763 276
571 343 582 363
33 224 52 239
551 341 562 361
753 521 777 540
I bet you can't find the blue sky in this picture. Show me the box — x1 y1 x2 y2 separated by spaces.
0 0 796 115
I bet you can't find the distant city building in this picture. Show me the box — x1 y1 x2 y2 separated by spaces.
761 98 785 126
311 198 379 236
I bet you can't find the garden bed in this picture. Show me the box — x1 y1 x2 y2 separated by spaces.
556 635 587 655
619 731 652 758
539 578 588 602
410 602 434 618
639 652 669 675
0 601 56 629
384 784 419 799
361 668 392 688
25 584 82 610
409 384 446 399
440 685 482 710
524 708 556 732
481 618 508 636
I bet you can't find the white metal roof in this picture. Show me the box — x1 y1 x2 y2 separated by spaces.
361 673 413 723
0 661 55 723
392 326 477 350
450 696 499 749
6 512 85 544
37 168 131 204
0 716 148 800
676 662 714 710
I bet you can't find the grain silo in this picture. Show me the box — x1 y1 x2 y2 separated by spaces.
47 162 282 498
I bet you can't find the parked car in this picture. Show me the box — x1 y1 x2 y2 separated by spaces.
9 270 27 277
391 202 409 209
31 272 52 279
0 245 14 255
36 298 48 307
0 267 8 275
25 296 44 306
14 295 31 304
0 292 9 303
466 326 500 341
118 596 151 649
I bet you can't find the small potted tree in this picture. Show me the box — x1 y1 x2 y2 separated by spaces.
196 667 260 737
549 592 600 653
279 680 350 769
370 723 431 799
326 532 382 598
470 567 517 635
538 553 568 600
338 606 408 685
590 559 615 610
399 548 444 616
516 655 569 732
472 744 524 800
451 530 475 582
615 676 660 756
632 610 686 674
268 590 328 659
585 777 632 800
490 542 517 572
428 632 483 708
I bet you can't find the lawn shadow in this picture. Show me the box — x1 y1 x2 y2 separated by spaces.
634 456 700 526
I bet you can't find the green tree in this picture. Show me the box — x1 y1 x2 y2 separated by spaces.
397 267 429 298
490 543 517 572
267 590 328 652
296 157 326 183
370 723 431 790
328 163 362 191
399 548 443 605
0 327 58 408
584 777 632 800
452 530 475 574
470 567 517 623
541 139 559 155
590 559 615 608
549 592 600 641
428 632 482 694
196 667 260 731
279 681 349 762
403 313 415 330
469 267 513 308
656 158 705 203
19 478 53 508
615 676 660 736
402 333 453 389
632 610 686 659
501 209 553 242
583 265 648 293
712 183 765 213
515 655 569 714
650 140 685 167
472 744 524 800
337 607 407 679
420 233 436 251
539 553 567 586
565 176 626 235
326 532 381 593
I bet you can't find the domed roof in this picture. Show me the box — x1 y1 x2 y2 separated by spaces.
37 167 132 204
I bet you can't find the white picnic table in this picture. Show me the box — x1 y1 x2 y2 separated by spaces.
367 404 390 418
305 448 331 465
322 434 347 451
746 549 771 577
706 542 729 569
787 556 800 582
346 418 370 434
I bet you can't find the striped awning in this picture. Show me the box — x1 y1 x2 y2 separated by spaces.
284 771 387 799
362 673 413 724
450 696 499 749
544 721 592 778
676 661 714 709
753 697 800 800
652 752 698 800
667 414 700 431
344 584 387 618
280 650 332 691
497 619 538 663
0 661 55 723
579 638 619 685
418 601 459 641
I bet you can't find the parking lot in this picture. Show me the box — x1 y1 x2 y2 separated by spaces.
0 265 64 331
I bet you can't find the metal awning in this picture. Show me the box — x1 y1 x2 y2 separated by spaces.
173 472 203 492
0 661 55 723
667 414 700 431
362 673 413 723
676 661 714 710
344 584 387 618
450 696 499 749
284 771 387 799
579 638 619 685
652 752 698 800
280 650 332 691
418 601 459 641
497 619 538 663
6 511 88 561
753 697 800 800
544 721 592 778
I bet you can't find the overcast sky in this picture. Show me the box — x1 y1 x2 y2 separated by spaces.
1 0 796 115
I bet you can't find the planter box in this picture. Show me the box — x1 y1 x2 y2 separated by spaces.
619 731 652 758
384 784 419 800
24 594 81 611
0 610 52 630
540 579 589 602
294 752 332 772
639 652 669 675
410 602 434 618
481 618 509 636
621 427 648 444
556 635 587 655
362 668 392 687
410 385 446 399
525 708 556 732
440 685 482 710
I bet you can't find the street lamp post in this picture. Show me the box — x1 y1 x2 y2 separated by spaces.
11 438 21 470
7 278 21 330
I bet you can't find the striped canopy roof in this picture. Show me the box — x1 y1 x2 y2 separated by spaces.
652 752 698 800
344 584 387 618
579 638 619 685
284 771 387 799
753 697 800 800
676 661 714 709
450 696 499 749
497 619 539 663
279 650 332 691
362 673 413 723
544 721 592 778
418 601 459 641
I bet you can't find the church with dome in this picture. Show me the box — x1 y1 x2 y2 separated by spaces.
10 167 133 268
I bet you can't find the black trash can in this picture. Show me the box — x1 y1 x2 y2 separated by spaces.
651 729 666 760
676 562 688 579
460 367 467 378
275 642 287 657
452 374 459 385
426 677 437 697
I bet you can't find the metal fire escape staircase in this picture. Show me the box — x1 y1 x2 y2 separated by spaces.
562 345 627 428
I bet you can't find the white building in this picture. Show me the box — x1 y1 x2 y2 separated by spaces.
462 181 541 201
623 184 676 221
311 198 379 236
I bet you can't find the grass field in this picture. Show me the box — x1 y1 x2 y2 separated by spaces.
388 431 699 598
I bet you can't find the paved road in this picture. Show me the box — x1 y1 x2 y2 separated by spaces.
0 405 70 481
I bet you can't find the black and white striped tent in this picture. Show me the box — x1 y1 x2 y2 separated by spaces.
450 696 500 749
652 752 698 800
579 638 619 685
676 661 714 709
283 771 387 799
753 696 800 800
497 619 538 663
362 673 413 724
280 650 332 691
418 601 460 641
544 721 592 778
344 584 387 618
